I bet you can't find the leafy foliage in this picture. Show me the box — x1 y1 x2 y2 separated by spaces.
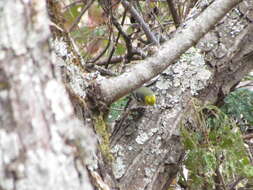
181 104 253 189
242 73 253 81
221 88 253 130
108 97 129 123
58 0 189 71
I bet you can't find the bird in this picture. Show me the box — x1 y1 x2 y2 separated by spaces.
132 87 156 106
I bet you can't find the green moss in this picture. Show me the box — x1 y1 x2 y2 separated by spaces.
93 113 114 163
0 82 9 90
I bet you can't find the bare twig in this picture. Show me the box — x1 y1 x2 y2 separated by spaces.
85 63 117 76
121 0 159 45
184 0 198 19
166 0 181 28
107 10 128 67
64 0 82 10
97 55 143 65
243 133 253 140
227 177 244 190
87 30 112 63
111 15 133 63
215 167 227 190
68 0 94 32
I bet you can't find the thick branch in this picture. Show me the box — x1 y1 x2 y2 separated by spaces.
97 0 243 105
199 24 253 105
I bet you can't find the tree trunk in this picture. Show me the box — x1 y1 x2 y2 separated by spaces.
0 1 96 190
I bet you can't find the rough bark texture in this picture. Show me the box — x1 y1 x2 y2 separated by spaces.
0 1 96 190
197 0 253 104
105 0 253 190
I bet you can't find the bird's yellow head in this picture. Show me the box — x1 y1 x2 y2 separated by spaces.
144 95 156 106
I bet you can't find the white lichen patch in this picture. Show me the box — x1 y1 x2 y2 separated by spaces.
143 177 152 185
135 132 149 144
51 38 69 60
144 167 156 178
156 79 172 90
111 144 127 179
111 144 124 155
51 38 91 99
157 47 212 97
135 127 159 145
149 128 159 135
128 146 133 151
112 157 126 179
190 69 212 95
69 74 88 98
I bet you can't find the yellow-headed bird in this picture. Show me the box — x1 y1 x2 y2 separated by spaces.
132 87 156 106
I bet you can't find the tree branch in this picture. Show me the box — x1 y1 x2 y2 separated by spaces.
68 0 94 32
121 0 159 45
96 0 243 105
166 0 181 28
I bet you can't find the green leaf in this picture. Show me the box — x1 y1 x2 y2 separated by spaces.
222 88 253 127
108 97 129 123
63 4 84 24
203 152 216 171
180 103 252 189
243 165 253 177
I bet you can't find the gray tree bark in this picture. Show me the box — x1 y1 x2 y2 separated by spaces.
0 1 96 190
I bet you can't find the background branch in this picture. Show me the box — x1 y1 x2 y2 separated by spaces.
166 0 181 28
121 0 159 45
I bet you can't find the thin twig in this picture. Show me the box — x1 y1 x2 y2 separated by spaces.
184 0 198 19
166 0 181 28
87 30 112 63
227 177 244 190
121 0 159 45
85 63 117 76
243 133 253 140
107 10 128 67
68 0 94 32
97 55 143 65
110 14 133 64
216 167 227 190
64 0 83 10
